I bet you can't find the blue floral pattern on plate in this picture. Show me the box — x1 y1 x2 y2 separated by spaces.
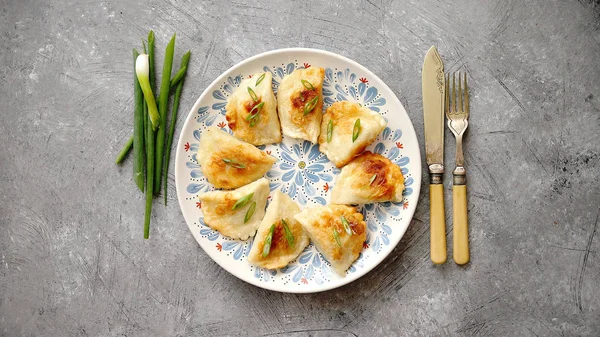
177 54 419 292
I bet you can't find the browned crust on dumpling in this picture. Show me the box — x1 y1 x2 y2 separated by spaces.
318 101 357 143
319 205 366 261
253 218 304 258
353 152 404 200
226 98 263 132
202 147 275 189
199 178 270 240
278 67 325 143
225 73 281 145
288 68 324 128
213 194 237 216
318 101 386 168
247 190 309 270
296 205 366 266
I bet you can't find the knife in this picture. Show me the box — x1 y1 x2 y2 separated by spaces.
422 46 447 264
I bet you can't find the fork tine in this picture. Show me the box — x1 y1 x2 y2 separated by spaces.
458 72 463 113
451 72 456 113
445 73 450 115
464 72 469 115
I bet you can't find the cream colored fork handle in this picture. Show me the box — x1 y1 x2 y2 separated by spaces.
430 183 447 264
453 182 469 265
454 127 465 167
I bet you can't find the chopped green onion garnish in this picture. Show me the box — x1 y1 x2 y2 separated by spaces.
222 158 246 169
301 79 315 90
247 86 258 102
255 73 266 86
246 102 265 127
246 113 259 121
327 119 333 142
281 219 295 247
304 95 319 115
352 118 361 142
333 227 342 248
252 101 265 113
244 201 256 223
369 174 377 185
262 224 275 257
341 216 352 235
232 192 254 210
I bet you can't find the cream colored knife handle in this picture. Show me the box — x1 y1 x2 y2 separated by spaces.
453 183 469 265
430 182 447 264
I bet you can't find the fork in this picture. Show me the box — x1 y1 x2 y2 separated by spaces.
445 72 470 265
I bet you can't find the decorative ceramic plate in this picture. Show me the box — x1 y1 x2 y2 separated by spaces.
175 48 421 293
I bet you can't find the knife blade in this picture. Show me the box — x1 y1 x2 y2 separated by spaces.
422 46 447 264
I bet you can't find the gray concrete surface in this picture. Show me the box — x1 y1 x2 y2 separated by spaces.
1 0 599 336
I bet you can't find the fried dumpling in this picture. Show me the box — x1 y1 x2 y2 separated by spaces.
318 101 387 167
225 72 282 145
294 204 366 276
277 67 325 143
247 190 309 269
199 178 270 240
198 126 276 189
331 152 405 204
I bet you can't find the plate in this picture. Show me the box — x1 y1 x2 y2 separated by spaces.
175 48 421 293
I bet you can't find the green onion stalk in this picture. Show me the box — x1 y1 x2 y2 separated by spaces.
132 49 145 192
115 136 133 164
136 54 160 130
136 53 159 238
169 66 187 89
163 51 191 205
154 34 176 195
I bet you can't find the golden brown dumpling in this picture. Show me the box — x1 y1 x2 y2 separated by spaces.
247 190 309 269
225 72 282 145
197 127 276 189
294 204 366 276
318 101 387 167
277 67 325 143
199 178 270 240
331 152 405 204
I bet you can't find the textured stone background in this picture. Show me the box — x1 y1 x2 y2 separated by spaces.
1 0 599 336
